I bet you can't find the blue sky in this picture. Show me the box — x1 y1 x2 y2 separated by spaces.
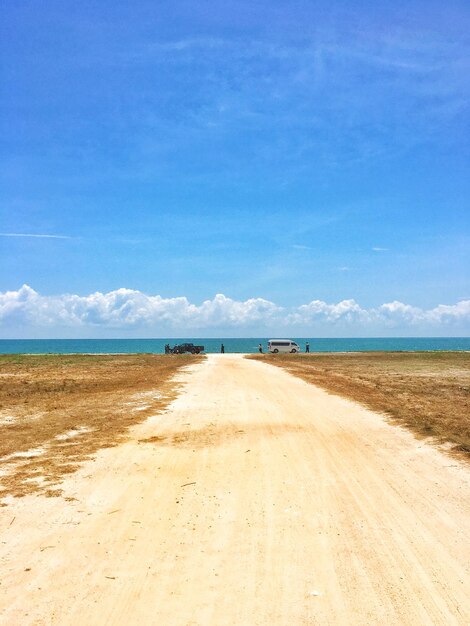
1 0 469 336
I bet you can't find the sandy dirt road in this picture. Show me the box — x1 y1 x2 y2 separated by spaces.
1 354 469 625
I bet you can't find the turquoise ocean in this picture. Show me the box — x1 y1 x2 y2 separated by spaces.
0 337 469 354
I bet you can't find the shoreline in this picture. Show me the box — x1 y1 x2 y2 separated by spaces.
1 349 469 356
1 337 469 357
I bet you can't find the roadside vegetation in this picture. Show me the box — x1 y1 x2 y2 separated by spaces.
0 354 202 502
249 352 470 458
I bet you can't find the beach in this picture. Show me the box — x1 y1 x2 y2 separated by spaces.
1 354 469 624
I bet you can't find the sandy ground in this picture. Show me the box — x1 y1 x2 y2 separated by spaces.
1 354 469 625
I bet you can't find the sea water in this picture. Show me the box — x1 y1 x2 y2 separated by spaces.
0 337 469 354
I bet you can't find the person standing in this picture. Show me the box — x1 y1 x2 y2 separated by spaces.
306 342 310 353
258 343 263 353
221 343 225 353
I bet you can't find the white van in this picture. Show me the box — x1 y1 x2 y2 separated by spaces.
268 339 301 354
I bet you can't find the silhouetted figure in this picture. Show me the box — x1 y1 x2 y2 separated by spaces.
221 343 225 353
306 342 310 353
258 343 263 353
164 343 169 354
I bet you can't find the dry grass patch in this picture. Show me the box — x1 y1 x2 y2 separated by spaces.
0 354 202 502
249 352 470 457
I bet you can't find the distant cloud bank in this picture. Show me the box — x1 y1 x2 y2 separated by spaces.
1 285 469 336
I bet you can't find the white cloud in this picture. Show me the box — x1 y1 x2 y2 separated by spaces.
376 300 470 327
377 300 424 323
0 286 280 330
0 233 72 239
372 247 388 252
0 286 469 334
287 299 370 325
148 38 226 53
425 300 470 324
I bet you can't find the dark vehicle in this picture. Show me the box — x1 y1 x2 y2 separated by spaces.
170 343 204 354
